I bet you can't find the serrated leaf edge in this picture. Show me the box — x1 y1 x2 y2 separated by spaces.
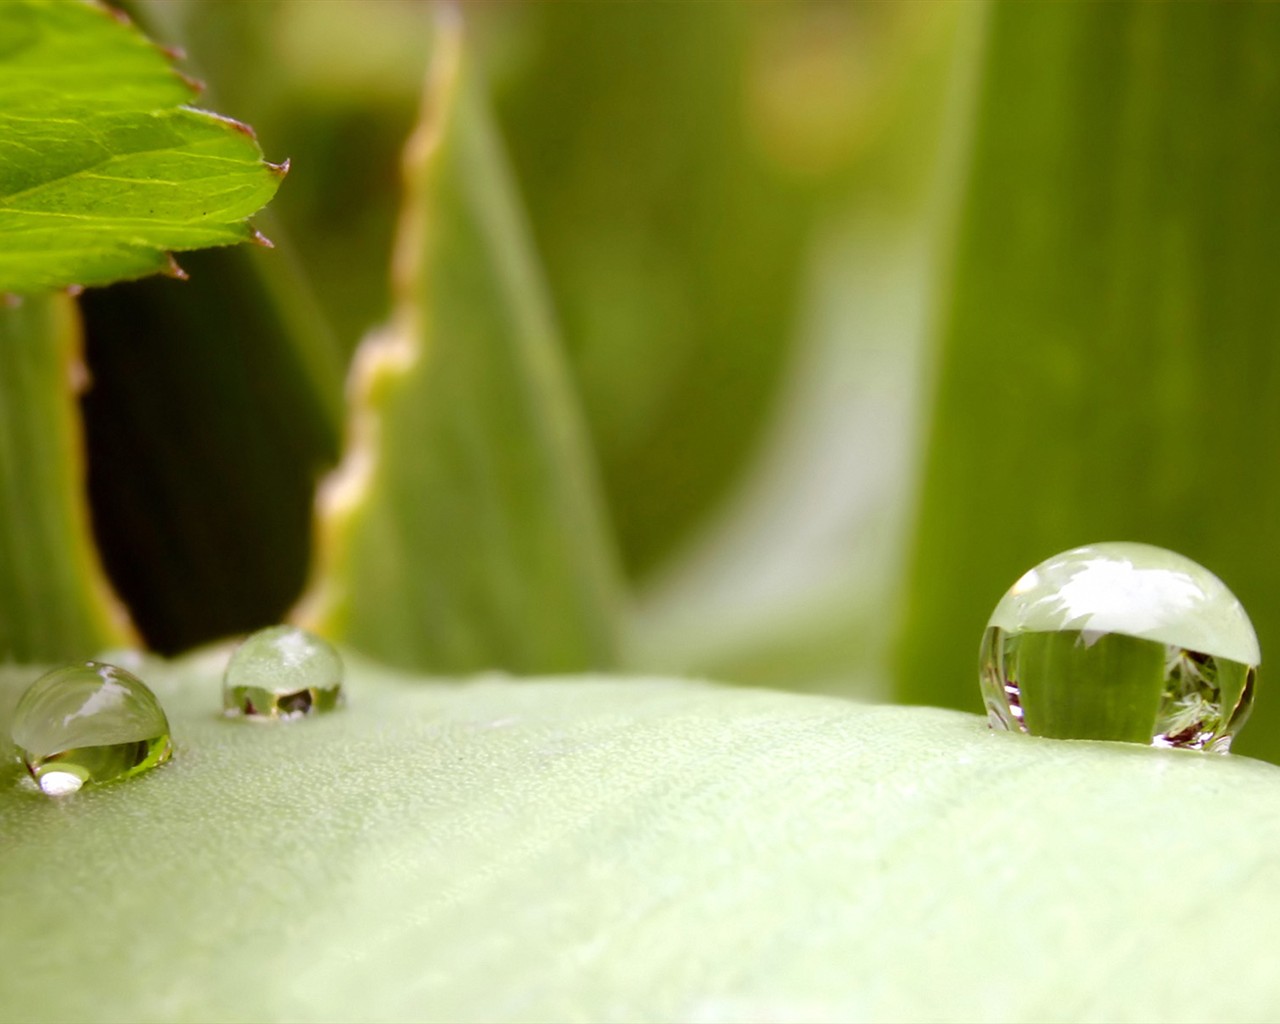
290 10 463 633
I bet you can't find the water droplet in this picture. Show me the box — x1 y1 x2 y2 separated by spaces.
10 662 173 795
980 542 1258 752
223 625 344 721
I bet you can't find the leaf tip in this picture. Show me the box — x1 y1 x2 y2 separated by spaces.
222 116 259 143
266 158 291 179
250 228 275 250
163 255 189 281
175 70 206 96
101 3 132 27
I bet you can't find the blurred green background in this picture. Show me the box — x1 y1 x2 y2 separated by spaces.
58 1 1280 761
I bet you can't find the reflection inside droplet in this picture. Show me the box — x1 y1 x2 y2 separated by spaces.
980 543 1259 752
223 625 344 721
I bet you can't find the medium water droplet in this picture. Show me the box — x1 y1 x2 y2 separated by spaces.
980 542 1259 752
223 625 344 721
10 662 173 795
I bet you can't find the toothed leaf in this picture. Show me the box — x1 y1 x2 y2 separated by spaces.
296 26 621 674
0 0 283 294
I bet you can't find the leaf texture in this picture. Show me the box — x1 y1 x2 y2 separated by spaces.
2 656 1280 1021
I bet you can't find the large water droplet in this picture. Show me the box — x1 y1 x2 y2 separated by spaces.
10 662 173 795
980 542 1258 752
223 625 344 721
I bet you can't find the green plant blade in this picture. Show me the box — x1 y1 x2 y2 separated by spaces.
3 656 1280 1021
490 4 821 578
296 20 621 674
0 294 133 661
627 6 977 694
895 3 1280 761
0 0 284 294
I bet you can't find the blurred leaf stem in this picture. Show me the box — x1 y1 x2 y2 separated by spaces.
0 294 134 660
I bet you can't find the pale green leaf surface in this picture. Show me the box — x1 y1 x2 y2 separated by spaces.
0 0 283 293
298 22 621 674
3 654 1280 1021
0 294 133 660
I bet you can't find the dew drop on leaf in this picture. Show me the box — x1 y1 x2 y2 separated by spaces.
10 662 173 795
222 625 344 721
979 542 1259 752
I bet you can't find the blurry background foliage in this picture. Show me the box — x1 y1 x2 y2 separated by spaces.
17 2 1280 759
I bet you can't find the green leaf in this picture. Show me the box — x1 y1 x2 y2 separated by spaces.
138 0 432 356
4 656 1280 1020
296 20 621 674
0 294 134 660
895 4 1280 761
0 0 284 294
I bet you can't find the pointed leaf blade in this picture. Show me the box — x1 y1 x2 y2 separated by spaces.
297 21 621 674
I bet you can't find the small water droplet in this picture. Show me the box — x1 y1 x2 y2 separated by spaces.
980 542 1259 752
10 662 173 794
223 626 344 721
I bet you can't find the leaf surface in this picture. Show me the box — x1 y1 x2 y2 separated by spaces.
0 0 283 293
2 656 1280 1021
0 294 133 660
296 20 621 674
